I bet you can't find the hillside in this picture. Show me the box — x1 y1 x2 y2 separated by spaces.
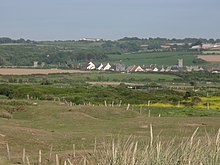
1 37 217 67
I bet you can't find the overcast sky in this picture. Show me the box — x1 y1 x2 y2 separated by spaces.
0 0 219 40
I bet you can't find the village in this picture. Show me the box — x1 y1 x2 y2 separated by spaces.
78 58 206 73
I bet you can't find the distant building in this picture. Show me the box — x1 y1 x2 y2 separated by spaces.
191 45 202 49
33 61 38 67
186 66 204 72
111 63 126 72
127 65 144 72
160 66 165 72
41 62 46 67
97 63 104 70
87 62 96 70
178 59 183 68
103 63 111 70
80 38 102 42
170 65 179 72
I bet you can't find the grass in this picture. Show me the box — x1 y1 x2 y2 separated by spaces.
97 51 197 66
0 99 219 164
73 72 180 82
89 129 220 165
0 72 181 84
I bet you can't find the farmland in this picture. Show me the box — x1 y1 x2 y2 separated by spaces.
0 68 89 75
99 51 198 66
198 55 220 62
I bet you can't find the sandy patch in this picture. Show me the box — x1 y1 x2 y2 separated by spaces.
198 55 220 62
0 68 90 75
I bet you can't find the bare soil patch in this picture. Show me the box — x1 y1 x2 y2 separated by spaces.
184 123 207 127
0 68 89 75
87 81 144 86
198 55 220 62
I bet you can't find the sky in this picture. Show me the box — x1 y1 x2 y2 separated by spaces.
0 0 220 40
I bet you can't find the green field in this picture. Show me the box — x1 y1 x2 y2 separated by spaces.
97 51 198 66
62 72 180 82
0 72 181 84
0 99 220 164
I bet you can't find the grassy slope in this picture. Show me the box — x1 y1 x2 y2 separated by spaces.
0 99 219 164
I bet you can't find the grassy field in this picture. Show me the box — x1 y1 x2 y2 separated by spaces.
70 72 180 82
0 72 181 84
0 99 219 164
97 51 197 66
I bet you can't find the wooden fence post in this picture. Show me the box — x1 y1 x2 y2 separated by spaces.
6 143 10 161
83 157 87 165
207 102 210 110
148 100 151 107
22 148 25 163
72 144 76 158
178 101 180 108
148 109 151 117
111 101 114 107
94 138 97 153
49 145 53 162
139 106 142 114
38 150 42 165
126 104 130 110
56 154 59 165
119 100 122 107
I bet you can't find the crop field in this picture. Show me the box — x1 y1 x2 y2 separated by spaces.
0 99 219 164
98 51 198 66
198 55 220 62
0 68 89 75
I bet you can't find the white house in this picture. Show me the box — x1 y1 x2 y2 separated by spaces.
87 62 96 70
152 67 159 72
97 63 104 70
103 63 111 70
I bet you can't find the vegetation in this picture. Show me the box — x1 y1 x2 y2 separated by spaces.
100 51 197 66
0 99 219 164
0 37 214 67
0 36 220 164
